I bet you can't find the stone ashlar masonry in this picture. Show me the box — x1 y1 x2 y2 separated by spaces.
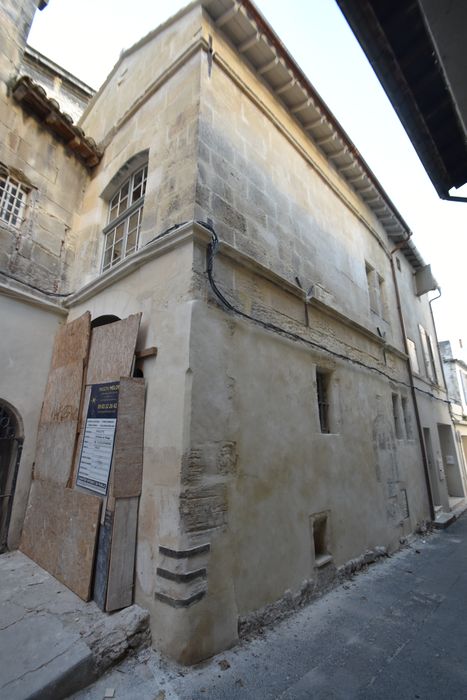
0 0 461 665
0 0 91 295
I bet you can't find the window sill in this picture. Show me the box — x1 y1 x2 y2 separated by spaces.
315 554 333 569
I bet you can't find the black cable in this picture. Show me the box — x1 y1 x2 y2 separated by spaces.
0 221 189 299
0 270 72 297
200 220 450 406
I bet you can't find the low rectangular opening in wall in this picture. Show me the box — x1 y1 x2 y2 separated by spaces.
311 511 332 568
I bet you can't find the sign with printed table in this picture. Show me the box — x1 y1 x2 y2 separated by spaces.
76 382 119 495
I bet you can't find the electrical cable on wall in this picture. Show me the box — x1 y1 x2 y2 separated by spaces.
0 215 451 408
199 219 450 407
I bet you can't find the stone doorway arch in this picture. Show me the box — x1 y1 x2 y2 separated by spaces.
0 400 23 552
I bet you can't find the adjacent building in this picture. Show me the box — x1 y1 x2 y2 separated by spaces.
1 0 465 663
439 339 467 488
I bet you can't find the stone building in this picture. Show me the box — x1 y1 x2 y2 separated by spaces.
439 340 467 491
1 0 465 663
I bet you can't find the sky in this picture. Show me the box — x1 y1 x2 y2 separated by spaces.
27 0 467 347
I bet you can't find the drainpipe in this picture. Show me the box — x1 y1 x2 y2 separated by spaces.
390 242 436 521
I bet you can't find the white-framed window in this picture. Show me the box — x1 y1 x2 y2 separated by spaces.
406 338 420 374
365 261 386 318
0 167 28 228
419 325 438 384
101 164 147 272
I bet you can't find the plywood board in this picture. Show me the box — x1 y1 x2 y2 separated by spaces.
34 363 85 485
110 377 145 498
86 313 141 385
20 480 101 600
50 312 91 370
34 312 90 485
106 497 139 611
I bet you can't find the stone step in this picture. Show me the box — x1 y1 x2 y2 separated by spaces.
0 551 151 700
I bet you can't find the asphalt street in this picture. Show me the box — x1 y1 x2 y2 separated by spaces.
75 514 467 700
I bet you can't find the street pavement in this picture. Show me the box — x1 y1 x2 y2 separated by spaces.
75 513 467 700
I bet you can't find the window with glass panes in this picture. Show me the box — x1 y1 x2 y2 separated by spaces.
0 169 27 228
102 164 147 271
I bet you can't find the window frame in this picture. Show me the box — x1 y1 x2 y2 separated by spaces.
101 163 148 273
316 369 331 434
0 167 28 229
418 324 438 384
406 338 420 374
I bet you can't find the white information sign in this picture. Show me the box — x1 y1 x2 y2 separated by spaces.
76 382 119 495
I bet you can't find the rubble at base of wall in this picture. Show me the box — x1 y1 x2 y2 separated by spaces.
239 546 392 639
239 523 437 639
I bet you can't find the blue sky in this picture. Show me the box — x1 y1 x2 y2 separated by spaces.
28 0 467 347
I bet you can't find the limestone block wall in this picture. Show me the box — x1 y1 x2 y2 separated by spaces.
79 5 203 145
195 17 403 351
0 0 88 294
20 47 94 123
0 92 89 294
71 45 203 289
0 0 38 85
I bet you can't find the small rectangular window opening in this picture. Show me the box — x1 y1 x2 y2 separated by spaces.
311 512 332 568
316 370 330 433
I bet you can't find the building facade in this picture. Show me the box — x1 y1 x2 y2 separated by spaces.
0 0 465 663
439 339 467 490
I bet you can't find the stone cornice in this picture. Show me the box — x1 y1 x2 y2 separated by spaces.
0 278 66 315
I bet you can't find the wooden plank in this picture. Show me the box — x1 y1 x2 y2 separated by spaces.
93 508 114 610
106 497 139 611
20 480 101 601
109 377 145 499
86 313 141 385
135 346 158 359
34 312 90 485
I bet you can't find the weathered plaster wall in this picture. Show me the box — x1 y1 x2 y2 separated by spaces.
393 252 457 507
183 240 430 653
66 231 196 660
0 291 65 547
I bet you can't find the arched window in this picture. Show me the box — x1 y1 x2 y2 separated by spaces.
101 157 148 272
